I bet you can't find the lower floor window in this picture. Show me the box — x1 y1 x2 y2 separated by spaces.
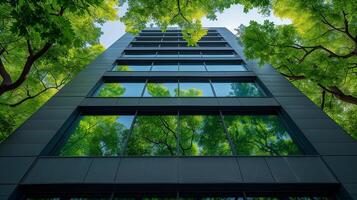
57 112 301 157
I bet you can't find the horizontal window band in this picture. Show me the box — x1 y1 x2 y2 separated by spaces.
116 57 244 61
127 47 234 51
101 74 257 81
115 59 245 65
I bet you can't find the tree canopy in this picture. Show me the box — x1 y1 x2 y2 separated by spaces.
240 0 357 138
120 0 271 45
0 0 119 141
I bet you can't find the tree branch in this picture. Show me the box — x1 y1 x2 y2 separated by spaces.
0 42 52 96
318 84 357 105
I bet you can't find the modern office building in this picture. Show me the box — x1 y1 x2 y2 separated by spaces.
1 27 357 199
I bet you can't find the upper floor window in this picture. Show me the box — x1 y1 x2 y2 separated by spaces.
122 50 237 58
112 62 247 72
93 79 265 98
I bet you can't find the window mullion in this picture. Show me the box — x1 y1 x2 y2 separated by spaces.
219 110 238 156
120 110 138 156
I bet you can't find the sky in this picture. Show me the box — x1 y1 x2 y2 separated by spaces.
99 4 291 48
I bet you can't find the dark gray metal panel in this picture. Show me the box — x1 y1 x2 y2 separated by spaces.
23 158 92 184
178 157 242 183
0 157 35 184
286 157 337 183
238 157 275 183
323 156 357 183
116 157 178 183
79 97 279 108
84 158 120 183
0 185 16 196
0 143 46 156
265 157 299 183
312 143 357 155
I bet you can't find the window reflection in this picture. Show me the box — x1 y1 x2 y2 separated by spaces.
113 65 151 71
126 115 178 156
96 83 145 97
179 65 206 71
223 115 301 156
206 65 246 71
212 82 264 97
179 82 214 97
58 115 134 156
179 115 231 156
151 65 178 71
144 82 179 97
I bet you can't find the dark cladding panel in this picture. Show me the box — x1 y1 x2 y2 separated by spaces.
238 157 274 183
178 157 242 183
0 157 35 184
116 157 178 183
84 158 120 183
23 158 92 184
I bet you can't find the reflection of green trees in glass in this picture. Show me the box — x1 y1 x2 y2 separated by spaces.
144 83 179 97
59 116 134 156
60 114 301 156
230 83 263 97
114 65 130 71
212 82 263 97
126 115 178 156
96 83 125 97
223 115 301 156
179 83 213 97
180 115 231 156
96 83 145 97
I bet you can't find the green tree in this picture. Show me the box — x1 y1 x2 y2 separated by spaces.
0 0 118 141
120 0 271 45
240 0 357 138
0 0 118 95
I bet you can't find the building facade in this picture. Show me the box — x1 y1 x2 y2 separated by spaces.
1 28 357 199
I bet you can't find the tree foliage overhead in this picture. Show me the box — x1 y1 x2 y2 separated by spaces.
120 0 271 45
240 0 357 138
0 0 118 95
0 0 118 141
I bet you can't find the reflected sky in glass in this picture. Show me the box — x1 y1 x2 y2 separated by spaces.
151 65 178 71
58 115 135 156
206 65 246 71
223 115 301 156
113 65 151 71
179 82 214 97
212 82 264 97
126 115 178 156
144 82 179 97
180 115 232 156
96 83 145 97
179 65 206 71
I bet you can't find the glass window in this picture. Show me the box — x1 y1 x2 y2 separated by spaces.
212 82 264 97
113 65 151 71
58 115 134 156
206 64 246 71
126 115 178 156
143 82 179 97
179 82 214 97
95 83 145 97
179 65 206 71
223 115 301 156
151 65 178 71
179 115 232 156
